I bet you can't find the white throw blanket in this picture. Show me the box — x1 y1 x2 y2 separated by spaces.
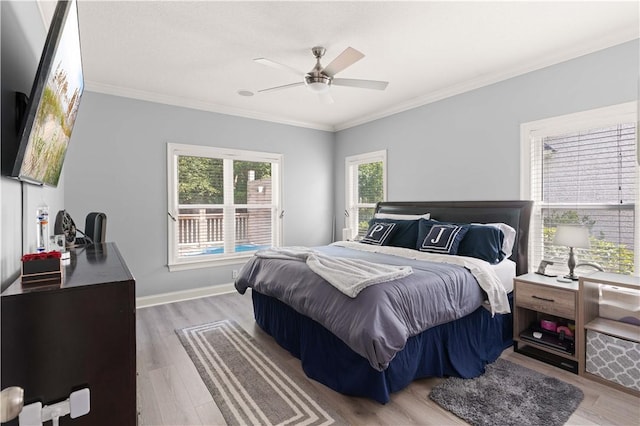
332 241 511 315
256 246 413 298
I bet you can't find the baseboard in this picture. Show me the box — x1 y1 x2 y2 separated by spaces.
136 282 236 309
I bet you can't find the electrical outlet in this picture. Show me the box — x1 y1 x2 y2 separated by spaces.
232 269 239 279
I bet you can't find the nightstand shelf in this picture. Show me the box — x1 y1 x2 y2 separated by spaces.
513 273 581 373
579 272 640 396
584 317 639 342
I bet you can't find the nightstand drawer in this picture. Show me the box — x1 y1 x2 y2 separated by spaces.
516 281 576 318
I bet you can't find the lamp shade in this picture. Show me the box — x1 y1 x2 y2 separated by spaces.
553 225 590 249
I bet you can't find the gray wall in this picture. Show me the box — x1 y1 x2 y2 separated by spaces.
333 40 639 234
64 92 334 297
1 1 66 289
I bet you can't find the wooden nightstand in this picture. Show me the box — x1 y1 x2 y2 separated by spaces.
513 273 581 373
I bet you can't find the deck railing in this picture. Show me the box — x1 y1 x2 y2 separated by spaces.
177 210 249 254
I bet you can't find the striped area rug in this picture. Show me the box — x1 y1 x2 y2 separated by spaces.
176 319 346 425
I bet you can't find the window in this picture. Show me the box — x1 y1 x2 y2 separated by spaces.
167 143 282 270
521 102 638 275
345 150 387 240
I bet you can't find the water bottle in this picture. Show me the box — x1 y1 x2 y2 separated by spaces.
36 204 49 252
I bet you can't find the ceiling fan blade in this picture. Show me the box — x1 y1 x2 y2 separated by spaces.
332 78 389 90
254 58 305 77
322 47 364 77
318 92 334 104
258 82 305 93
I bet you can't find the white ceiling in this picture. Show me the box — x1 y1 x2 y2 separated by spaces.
38 1 639 131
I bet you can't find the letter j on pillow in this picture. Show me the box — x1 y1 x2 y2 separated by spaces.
419 224 469 254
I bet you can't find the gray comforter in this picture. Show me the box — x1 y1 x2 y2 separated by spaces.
235 244 487 371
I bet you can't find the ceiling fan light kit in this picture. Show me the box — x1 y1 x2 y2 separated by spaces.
305 76 331 93
254 46 389 100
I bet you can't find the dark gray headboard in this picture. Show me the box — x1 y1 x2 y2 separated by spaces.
375 200 533 276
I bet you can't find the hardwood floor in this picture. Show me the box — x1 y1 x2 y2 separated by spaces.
136 290 640 425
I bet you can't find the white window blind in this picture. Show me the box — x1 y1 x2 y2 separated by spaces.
167 144 282 270
345 150 387 239
528 117 637 275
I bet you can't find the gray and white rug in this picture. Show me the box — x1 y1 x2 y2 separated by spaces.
176 319 346 426
429 358 584 426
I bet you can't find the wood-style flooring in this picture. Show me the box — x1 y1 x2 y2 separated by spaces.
136 290 640 425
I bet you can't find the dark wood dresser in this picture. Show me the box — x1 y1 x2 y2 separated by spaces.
1 243 136 425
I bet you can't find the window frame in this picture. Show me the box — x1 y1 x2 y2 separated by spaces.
167 143 283 271
344 150 387 240
520 101 639 274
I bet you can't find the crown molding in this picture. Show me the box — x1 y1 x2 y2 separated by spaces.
84 81 336 132
334 33 639 132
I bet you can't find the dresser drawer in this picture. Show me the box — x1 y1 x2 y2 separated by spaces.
516 281 576 319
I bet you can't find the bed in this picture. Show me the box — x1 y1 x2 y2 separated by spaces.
235 200 533 403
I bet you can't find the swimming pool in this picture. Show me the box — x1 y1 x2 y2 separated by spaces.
186 244 269 256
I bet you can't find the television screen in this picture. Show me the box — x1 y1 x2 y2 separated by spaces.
12 0 83 187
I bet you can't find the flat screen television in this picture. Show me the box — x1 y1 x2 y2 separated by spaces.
10 0 83 187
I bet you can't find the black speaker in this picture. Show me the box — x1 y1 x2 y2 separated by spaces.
84 212 107 243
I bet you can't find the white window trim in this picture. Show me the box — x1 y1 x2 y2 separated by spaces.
519 101 639 273
167 143 283 271
344 150 387 239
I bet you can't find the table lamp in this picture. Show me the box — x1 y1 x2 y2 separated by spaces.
553 225 590 280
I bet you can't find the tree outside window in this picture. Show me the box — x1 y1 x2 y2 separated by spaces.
167 144 281 270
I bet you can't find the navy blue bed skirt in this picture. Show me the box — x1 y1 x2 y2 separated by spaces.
252 290 513 403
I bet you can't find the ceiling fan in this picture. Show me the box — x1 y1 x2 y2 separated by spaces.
254 46 389 103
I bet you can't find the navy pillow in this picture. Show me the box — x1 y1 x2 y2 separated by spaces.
417 219 505 263
459 224 506 264
367 218 419 249
419 224 469 254
361 222 397 246
416 219 442 249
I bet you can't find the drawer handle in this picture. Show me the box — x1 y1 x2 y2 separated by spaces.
532 295 555 303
